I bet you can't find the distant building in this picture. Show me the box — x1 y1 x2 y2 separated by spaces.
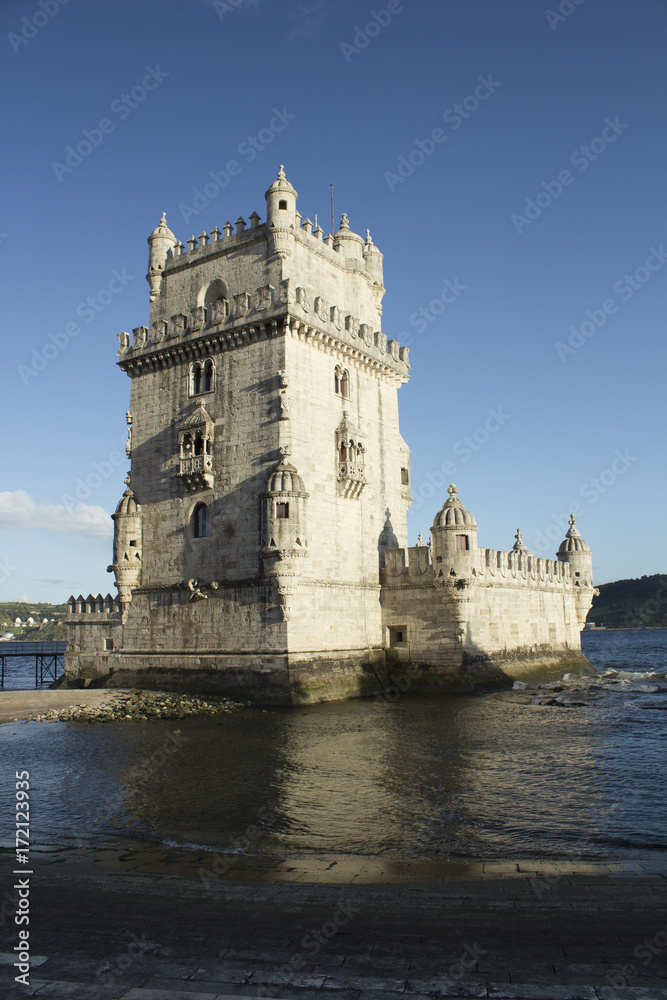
67 168 596 703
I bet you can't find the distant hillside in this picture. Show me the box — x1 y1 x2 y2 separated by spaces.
587 575 667 629
0 601 68 641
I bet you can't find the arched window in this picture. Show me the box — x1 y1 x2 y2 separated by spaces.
334 366 350 398
193 503 209 538
189 359 215 396
194 432 204 456
202 359 214 393
182 433 192 456
339 442 348 462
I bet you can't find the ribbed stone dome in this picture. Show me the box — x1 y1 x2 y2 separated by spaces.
266 460 306 495
114 487 140 516
265 165 296 198
149 212 176 242
431 484 477 530
558 515 591 553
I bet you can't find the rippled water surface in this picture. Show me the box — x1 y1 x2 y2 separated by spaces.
1 629 665 861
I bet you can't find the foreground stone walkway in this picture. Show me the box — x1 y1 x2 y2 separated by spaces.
1 851 666 1000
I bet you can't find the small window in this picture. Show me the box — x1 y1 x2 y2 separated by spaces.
194 503 209 538
279 199 287 210
456 534 469 551
276 502 289 519
104 638 114 651
388 626 407 647
202 360 214 393
401 467 409 485
129 539 137 547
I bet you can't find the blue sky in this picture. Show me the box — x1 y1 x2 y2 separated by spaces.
0 0 665 603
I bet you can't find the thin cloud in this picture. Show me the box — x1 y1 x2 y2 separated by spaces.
0 491 112 540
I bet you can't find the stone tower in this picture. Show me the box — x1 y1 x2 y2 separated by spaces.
66 167 595 700
70 167 412 701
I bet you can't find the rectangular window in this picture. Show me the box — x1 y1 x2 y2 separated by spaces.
104 638 114 651
129 540 137 547
456 534 469 551
276 502 289 519
388 626 407 647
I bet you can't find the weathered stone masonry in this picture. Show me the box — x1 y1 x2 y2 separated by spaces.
66 167 596 702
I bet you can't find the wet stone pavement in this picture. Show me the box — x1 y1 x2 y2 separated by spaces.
1 851 667 1000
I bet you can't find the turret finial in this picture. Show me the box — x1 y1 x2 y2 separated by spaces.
448 483 458 497
340 213 349 229
278 164 285 179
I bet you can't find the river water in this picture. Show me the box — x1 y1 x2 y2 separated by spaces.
0 630 665 863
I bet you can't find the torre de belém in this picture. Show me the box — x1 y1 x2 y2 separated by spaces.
66 167 596 703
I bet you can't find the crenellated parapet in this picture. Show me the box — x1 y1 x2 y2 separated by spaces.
67 593 121 617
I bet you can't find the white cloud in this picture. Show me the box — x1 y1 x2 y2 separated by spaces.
0 491 113 540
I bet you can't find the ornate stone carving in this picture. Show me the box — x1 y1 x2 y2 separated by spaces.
171 313 187 338
234 292 250 318
125 411 132 459
297 287 311 312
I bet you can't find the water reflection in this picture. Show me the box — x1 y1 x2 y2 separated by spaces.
3 633 666 861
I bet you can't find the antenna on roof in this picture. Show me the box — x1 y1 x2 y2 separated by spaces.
330 184 334 236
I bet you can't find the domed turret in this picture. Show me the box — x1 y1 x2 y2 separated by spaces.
431 484 478 580
512 529 531 555
260 456 309 560
557 514 593 586
558 514 591 554
147 212 177 302
265 165 298 229
108 481 143 604
362 229 384 286
266 461 306 495
334 212 365 263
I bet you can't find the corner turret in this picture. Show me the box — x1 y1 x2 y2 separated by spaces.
265 166 298 259
363 229 384 287
430 484 478 581
108 479 143 604
334 212 365 264
557 514 593 586
147 213 177 302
